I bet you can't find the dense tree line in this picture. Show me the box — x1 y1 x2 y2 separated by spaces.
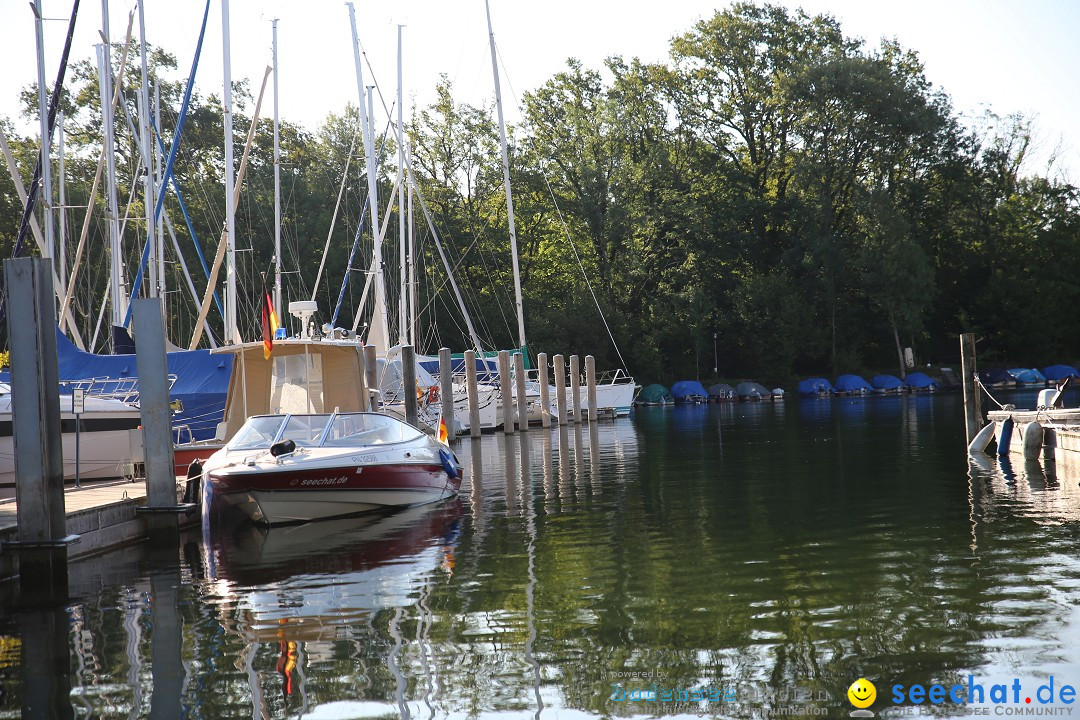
2 3 1078 386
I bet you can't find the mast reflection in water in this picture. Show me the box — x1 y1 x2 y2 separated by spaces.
3 395 1080 718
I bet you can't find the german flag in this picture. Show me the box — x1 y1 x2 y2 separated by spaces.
260 280 280 360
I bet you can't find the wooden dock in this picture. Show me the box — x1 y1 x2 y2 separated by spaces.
0 478 194 581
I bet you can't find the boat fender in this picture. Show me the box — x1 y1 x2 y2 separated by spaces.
997 417 1014 456
1022 422 1043 460
439 448 459 479
967 423 996 455
184 460 203 504
270 439 296 457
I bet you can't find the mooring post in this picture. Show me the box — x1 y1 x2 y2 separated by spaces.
465 349 481 438
514 352 529 432
133 299 178 512
357 343 369 412
364 344 379 411
537 352 551 428
439 347 455 438
570 354 582 424
402 345 418 426
499 350 514 433
554 354 567 426
585 354 598 423
960 333 982 446
5 257 76 600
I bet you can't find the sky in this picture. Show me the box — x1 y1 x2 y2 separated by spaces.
2 0 1080 181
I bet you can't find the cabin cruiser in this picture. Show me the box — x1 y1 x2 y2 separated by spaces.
201 411 461 525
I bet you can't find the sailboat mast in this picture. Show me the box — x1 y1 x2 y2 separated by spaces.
408 139 417 346
272 18 282 320
33 0 54 263
221 0 239 343
137 0 156 298
397 25 407 346
57 110 67 280
346 2 389 351
484 0 526 352
95 34 125 331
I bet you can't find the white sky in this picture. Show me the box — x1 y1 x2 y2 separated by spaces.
2 0 1079 181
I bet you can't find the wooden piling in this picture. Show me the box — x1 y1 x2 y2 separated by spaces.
585 354 598 423
553 354 567 426
537 352 551 428
961 333 982 445
514 352 529 432
465 349 481 438
402 345 419 426
364 345 379 410
570 354 582 424
439 347 454 438
132 299 178 511
499 350 514 433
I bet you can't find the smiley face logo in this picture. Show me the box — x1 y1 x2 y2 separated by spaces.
848 678 876 709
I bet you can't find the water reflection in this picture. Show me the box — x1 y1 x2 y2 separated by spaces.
8 403 1080 718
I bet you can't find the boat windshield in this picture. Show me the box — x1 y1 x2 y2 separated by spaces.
228 416 287 451
279 414 333 447
322 413 424 447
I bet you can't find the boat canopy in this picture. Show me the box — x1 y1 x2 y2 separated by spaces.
978 368 1014 385
708 383 736 399
835 374 873 393
639 383 671 403
735 381 770 399
1043 365 1080 381
870 374 905 391
798 377 834 396
905 372 937 389
671 380 708 400
1008 368 1048 384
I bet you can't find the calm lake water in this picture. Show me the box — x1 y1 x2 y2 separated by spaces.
4 391 1080 719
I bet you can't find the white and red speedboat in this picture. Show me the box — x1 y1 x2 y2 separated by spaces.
201 411 460 525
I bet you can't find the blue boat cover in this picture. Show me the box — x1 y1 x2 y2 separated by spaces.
735 381 770 398
54 330 232 441
671 380 708 400
835 374 873 393
798 377 834 395
1043 365 1080 381
871 374 905 390
1008 368 1048 384
978 368 1014 385
905 372 937 389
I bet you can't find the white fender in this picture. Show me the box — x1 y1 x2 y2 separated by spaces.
1022 421 1044 460
967 422 996 455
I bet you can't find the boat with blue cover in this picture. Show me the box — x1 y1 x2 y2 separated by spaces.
870 374 906 393
798 378 834 397
671 380 708 403
834 374 873 395
905 372 938 392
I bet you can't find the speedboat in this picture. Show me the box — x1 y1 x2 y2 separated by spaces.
201 411 461 525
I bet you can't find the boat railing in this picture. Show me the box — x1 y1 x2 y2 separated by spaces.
59 374 179 405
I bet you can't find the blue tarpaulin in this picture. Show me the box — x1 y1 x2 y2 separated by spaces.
1043 365 1080 381
835 374 873 393
53 330 232 441
906 372 937 390
798 377 834 396
1008 368 1048 385
871 374 905 391
671 380 708 402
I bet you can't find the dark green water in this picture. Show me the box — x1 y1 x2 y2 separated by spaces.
4 392 1080 719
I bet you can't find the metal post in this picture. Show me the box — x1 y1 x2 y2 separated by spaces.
439 347 454 438
72 388 84 488
499 350 513 434
570 355 582 424
961 333 982 445
133 299 177 509
514 352 528 432
5 257 73 597
465 349 481 438
402 345 418 427
364 344 379 411
585 355 598 423
554 354 567 426
537 352 550 428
